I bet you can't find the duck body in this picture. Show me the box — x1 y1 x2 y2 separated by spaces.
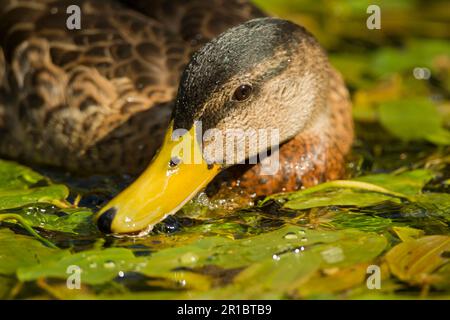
0 0 265 174
0 0 353 233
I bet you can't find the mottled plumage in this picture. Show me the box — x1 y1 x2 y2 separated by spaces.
0 0 353 199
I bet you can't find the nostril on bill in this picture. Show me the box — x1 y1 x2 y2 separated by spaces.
97 207 117 234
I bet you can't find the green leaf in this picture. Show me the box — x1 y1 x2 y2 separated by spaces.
355 169 435 195
294 263 371 298
184 228 387 299
372 39 450 76
412 193 450 222
7 207 96 235
0 160 96 236
0 160 69 210
270 170 433 211
0 229 65 275
0 214 57 247
18 248 142 285
392 226 425 242
378 99 450 145
14 225 387 298
385 235 450 286
283 188 398 210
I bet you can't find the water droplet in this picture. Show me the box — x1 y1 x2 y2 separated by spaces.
413 67 431 80
118 271 125 278
294 246 305 254
180 252 199 265
321 246 344 264
272 254 281 261
136 261 147 271
284 232 298 240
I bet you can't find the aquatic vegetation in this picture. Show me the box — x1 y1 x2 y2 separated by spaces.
0 0 449 299
0 143 448 299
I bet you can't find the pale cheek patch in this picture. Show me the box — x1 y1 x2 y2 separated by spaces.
262 71 319 141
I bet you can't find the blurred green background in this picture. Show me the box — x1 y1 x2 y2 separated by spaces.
253 0 449 142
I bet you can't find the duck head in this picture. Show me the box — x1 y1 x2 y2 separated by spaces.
96 18 330 235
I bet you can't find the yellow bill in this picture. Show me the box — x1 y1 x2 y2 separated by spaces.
96 121 221 235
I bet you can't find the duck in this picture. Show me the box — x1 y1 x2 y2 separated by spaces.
0 0 353 235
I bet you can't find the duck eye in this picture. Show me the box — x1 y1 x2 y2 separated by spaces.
233 84 252 101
